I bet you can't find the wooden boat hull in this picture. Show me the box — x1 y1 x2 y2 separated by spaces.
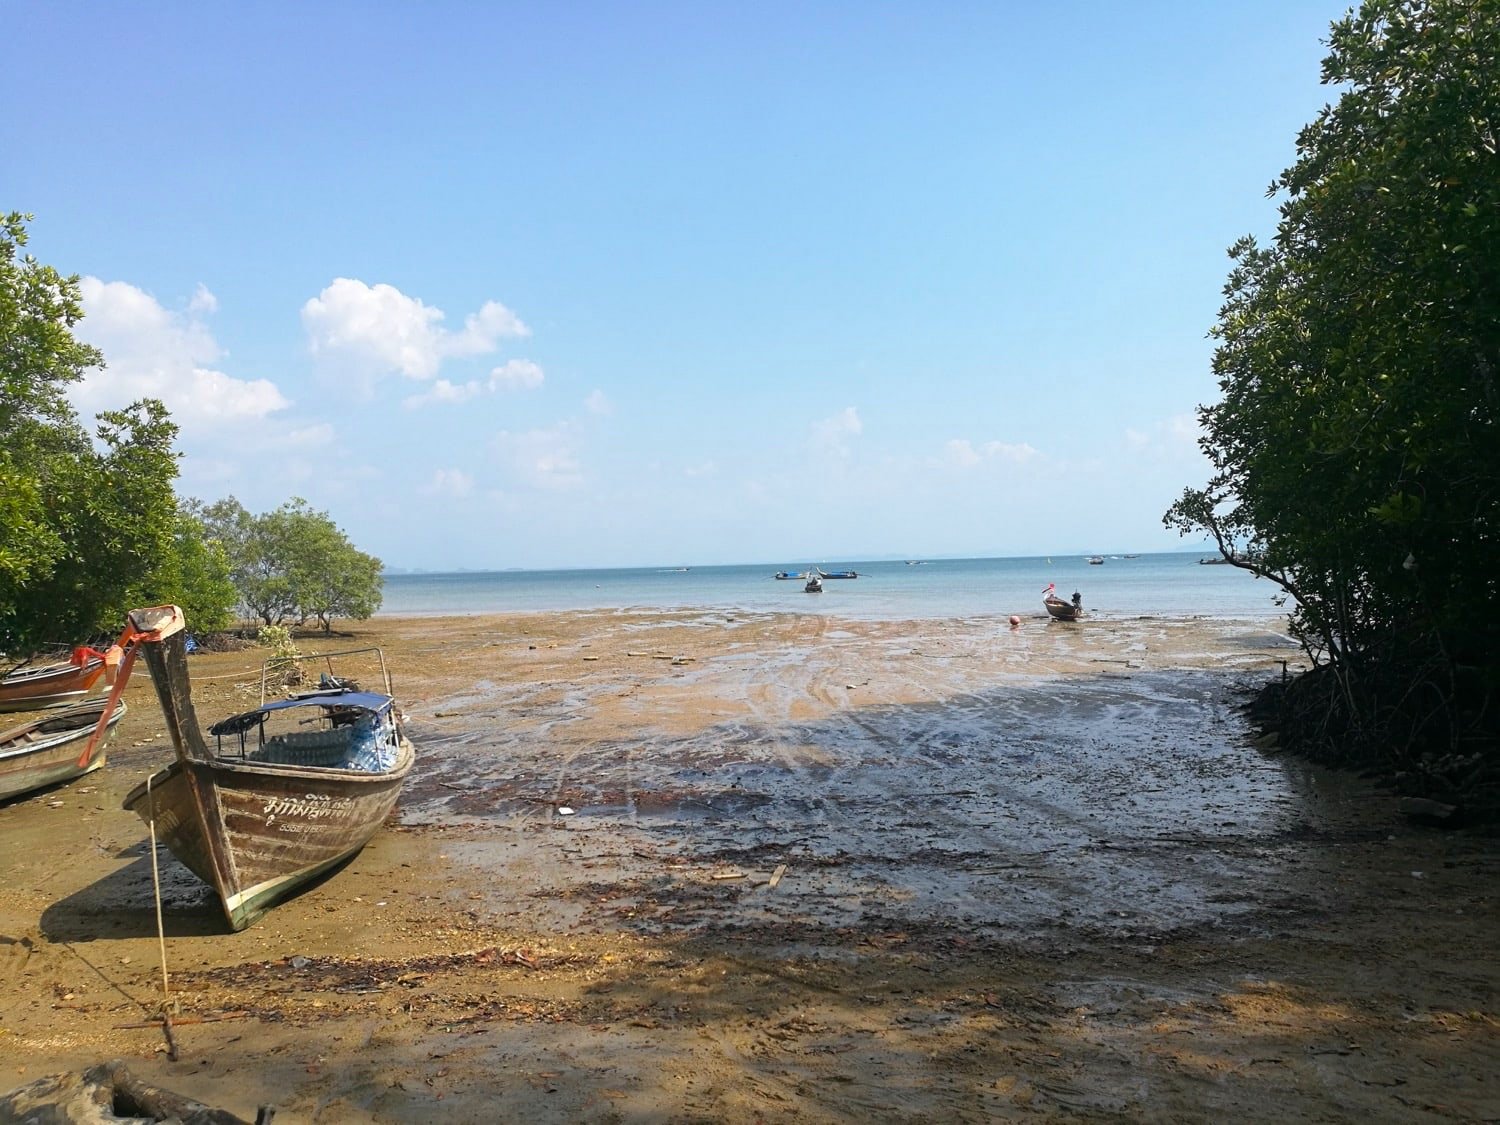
0 699 125 801
1044 598 1082 621
123 742 412 931
0 652 110 712
116 607 414 931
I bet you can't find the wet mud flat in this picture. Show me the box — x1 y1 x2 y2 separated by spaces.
1 610 1497 1122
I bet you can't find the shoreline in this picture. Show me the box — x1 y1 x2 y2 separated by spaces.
367 605 1294 624
372 552 1292 623
2 609 1495 1121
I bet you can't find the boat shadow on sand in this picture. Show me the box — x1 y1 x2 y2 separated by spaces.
38 846 356 942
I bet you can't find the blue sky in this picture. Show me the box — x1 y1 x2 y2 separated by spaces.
4 2 1336 569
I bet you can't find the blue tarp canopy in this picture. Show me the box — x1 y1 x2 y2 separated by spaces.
209 691 394 736
258 691 393 715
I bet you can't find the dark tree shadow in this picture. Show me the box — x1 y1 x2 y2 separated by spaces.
39 848 358 942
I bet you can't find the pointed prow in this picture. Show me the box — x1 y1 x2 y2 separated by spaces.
78 606 186 768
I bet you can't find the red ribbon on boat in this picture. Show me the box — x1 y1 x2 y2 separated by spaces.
76 607 182 769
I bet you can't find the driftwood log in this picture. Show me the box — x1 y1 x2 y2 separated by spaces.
0 1059 274 1124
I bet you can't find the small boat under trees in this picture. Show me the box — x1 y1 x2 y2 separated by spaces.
0 644 122 712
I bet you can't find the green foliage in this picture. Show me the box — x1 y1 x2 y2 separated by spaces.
256 623 303 686
1166 0 1499 768
0 214 197 655
201 497 383 631
145 509 238 633
256 624 300 662
196 496 292 625
1 212 93 649
0 211 98 433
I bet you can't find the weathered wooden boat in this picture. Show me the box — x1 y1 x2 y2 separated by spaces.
804 573 824 593
1043 584 1083 621
92 605 413 932
0 644 121 712
1044 597 1081 621
0 698 126 801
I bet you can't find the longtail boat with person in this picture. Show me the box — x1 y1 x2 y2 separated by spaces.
0 698 126 801
1043 583 1083 621
85 605 414 932
0 642 123 712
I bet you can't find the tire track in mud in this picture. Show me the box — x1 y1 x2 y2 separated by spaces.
402 612 1314 939
728 612 871 846
734 654 1305 938
405 657 643 826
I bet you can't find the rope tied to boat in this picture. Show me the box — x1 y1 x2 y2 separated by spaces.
76 606 186 770
146 772 179 1061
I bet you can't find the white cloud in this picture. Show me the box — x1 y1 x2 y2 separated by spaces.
584 389 613 415
489 358 544 391
423 468 475 497
72 278 288 427
284 424 336 448
1166 412 1201 444
683 460 717 478
187 284 218 314
403 378 485 410
301 278 529 384
812 406 862 459
943 438 984 468
939 438 1039 469
1124 413 1202 458
455 301 529 355
984 440 1038 463
402 360 546 410
492 423 583 490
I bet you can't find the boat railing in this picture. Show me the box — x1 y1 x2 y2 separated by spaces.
260 645 393 704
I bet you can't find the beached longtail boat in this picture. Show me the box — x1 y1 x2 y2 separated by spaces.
88 605 413 932
1042 583 1083 621
0 643 123 712
0 698 126 801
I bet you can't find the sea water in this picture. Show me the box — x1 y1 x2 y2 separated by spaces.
379 552 1289 622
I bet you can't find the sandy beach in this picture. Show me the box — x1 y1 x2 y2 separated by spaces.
1 609 1497 1122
